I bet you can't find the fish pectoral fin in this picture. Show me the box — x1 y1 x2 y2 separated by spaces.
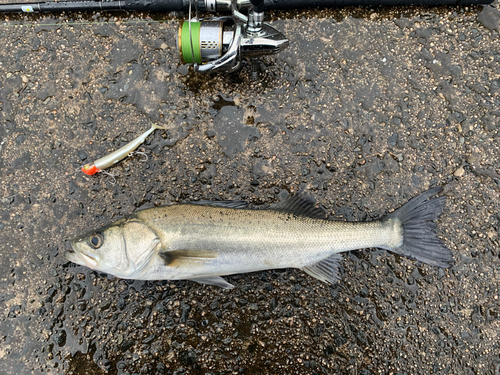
159 249 219 267
301 253 343 284
189 276 234 289
270 192 328 219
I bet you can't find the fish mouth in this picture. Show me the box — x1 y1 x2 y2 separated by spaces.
65 243 98 269
64 249 83 264
64 249 76 261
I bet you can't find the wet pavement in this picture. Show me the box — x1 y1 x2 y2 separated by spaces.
0 1 499 374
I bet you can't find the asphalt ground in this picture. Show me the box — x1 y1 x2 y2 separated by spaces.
0 1 499 374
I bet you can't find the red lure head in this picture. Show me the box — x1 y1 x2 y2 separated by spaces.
81 163 99 175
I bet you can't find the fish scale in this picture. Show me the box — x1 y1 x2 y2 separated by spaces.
144 205 394 267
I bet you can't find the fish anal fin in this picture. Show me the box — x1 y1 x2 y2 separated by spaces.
189 276 234 289
270 193 328 219
302 253 343 284
159 249 219 267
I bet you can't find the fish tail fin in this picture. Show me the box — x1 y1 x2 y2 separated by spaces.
384 187 453 268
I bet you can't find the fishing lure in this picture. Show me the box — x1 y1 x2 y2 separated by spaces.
81 124 166 175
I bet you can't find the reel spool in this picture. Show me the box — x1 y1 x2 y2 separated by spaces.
178 20 235 64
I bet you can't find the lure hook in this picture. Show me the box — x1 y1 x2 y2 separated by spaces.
128 151 148 162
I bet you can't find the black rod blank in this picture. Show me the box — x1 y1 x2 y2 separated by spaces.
0 0 493 13
0 0 187 13
262 0 493 9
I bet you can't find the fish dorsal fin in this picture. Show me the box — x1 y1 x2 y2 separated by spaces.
188 200 249 209
189 276 234 289
301 253 343 284
270 193 328 219
159 249 219 267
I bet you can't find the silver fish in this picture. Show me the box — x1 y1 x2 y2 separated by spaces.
65 187 452 289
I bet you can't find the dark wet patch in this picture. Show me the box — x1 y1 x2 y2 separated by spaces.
478 5 500 30
12 152 31 169
212 106 261 157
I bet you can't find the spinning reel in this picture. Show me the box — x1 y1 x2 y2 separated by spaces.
177 0 289 75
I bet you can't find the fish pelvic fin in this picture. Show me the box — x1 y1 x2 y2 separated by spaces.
302 253 342 284
384 186 453 268
189 276 234 289
270 193 328 219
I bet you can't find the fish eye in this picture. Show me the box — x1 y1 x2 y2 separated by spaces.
89 233 104 249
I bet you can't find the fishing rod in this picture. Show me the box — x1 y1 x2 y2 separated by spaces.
0 0 494 75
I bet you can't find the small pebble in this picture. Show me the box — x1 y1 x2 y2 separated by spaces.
454 167 465 177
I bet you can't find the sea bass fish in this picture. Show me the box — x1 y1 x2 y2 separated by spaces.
65 187 452 289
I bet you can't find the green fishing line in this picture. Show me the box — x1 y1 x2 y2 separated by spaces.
180 21 201 64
